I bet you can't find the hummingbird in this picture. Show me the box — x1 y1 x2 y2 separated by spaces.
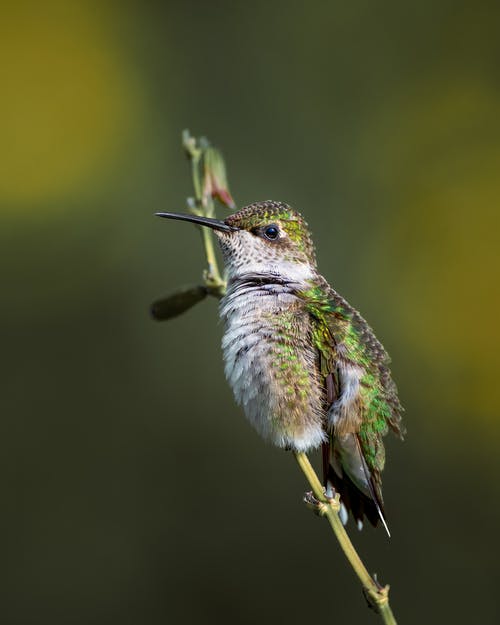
157 200 404 535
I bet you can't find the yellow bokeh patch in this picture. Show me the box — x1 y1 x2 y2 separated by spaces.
359 79 500 424
0 1 142 208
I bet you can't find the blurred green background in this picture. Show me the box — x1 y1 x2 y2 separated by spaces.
2 1 499 623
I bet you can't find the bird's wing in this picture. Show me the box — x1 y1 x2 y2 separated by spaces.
302 279 404 532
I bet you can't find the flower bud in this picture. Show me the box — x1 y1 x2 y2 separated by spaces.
202 146 235 209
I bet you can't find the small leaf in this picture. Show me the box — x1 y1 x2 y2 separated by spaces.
150 285 207 321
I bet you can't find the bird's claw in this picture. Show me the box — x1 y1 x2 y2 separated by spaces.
303 489 340 516
303 490 322 514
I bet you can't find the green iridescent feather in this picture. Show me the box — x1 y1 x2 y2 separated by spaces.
301 280 404 479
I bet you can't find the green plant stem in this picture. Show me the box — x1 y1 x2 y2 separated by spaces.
200 224 225 291
293 452 397 625
183 131 226 294
191 157 202 203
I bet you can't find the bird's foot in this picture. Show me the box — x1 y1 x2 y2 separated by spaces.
303 489 340 516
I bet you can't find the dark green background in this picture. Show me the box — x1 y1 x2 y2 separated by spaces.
2 1 499 623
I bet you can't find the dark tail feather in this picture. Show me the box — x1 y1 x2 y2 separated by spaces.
322 440 391 536
353 436 391 537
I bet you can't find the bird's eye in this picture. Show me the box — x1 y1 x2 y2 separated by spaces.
263 225 279 240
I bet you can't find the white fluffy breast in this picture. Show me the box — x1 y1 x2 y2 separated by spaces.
220 281 326 451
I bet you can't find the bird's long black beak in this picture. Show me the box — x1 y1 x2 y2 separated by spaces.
155 212 238 232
